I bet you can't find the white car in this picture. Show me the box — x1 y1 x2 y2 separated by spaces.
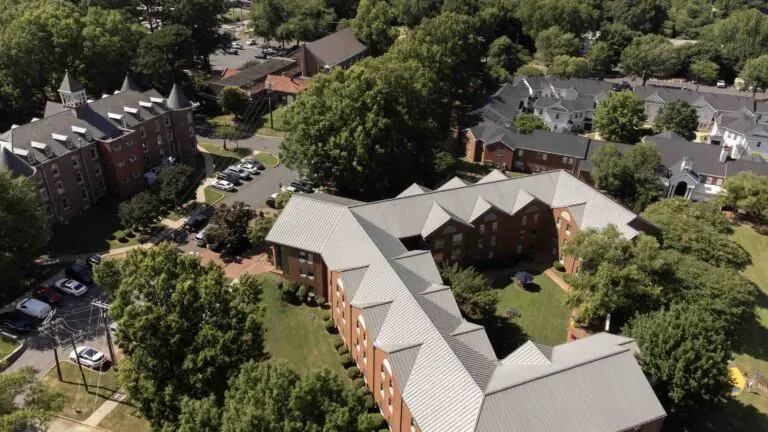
239 162 260 175
716 80 726 88
281 185 297 193
226 165 250 179
212 179 235 191
246 39 255 46
54 278 88 296
232 43 244 49
69 346 107 369
16 298 52 319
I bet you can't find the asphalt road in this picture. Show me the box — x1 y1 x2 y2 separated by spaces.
5 270 114 378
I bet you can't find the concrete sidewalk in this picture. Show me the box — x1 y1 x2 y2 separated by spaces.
49 416 109 432
83 391 127 427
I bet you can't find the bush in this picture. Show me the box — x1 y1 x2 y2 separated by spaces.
352 377 366 388
357 412 385 431
337 345 349 355
346 366 360 379
324 320 337 333
553 260 565 272
363 394 376 411
316 296 327 307
280 281 299 303
297 285 309 303
332 337 345 349
340 353 353 366
124 229 135 238
321 311 331 321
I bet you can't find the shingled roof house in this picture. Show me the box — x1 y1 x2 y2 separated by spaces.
266 170 666 432
291 28 368 77
0 72 197 221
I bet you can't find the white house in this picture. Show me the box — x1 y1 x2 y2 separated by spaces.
533 95 596 132
709 112 768 158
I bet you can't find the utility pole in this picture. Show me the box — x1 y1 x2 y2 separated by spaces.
39 313 62 382
69 335 89 393
92 301 117 369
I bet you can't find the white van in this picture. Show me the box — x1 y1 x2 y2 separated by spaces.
16 298 52 319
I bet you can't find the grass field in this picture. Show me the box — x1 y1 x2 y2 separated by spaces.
41 362 120 421
255 107 287 137
253 151 279 167
0 339 18 359
198 140 252 173
98 400 151 432
204 187 225 205
259 274 347 380
493 273 570 347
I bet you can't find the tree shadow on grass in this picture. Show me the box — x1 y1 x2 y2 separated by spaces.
483 315 529 359
692 395 768 431
734 288 768 364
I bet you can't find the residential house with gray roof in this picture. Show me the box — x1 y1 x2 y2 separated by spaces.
292 28 368 77
0 71 197 221
266 170 665 432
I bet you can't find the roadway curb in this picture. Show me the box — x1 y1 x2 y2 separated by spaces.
0 339 26 371
255 151 280 168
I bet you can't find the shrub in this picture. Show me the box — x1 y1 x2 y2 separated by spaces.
352 378 366 388
357 412 385 431
321 311 331 321
363 395 376 411
324 320 337 333
124 229 135 238
346 366 360 379
316 296 327 307
337 345 349 355
115 230 124 239
280 281 299 303
297 285 309 303
332 337 345 349
340 353 353 366
553 260 565 272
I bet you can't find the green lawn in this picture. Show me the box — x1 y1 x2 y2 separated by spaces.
98 400 151 432
255 107 288 137
198 140 252 173
730 224 768 425
204 187 225 205
253 152 279 167
47 204 138 254
493 273 570 347
0 338 18 359
259 274 347 380
41 362 120 421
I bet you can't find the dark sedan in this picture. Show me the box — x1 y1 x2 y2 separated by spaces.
185 214 210 232
0 312 34 333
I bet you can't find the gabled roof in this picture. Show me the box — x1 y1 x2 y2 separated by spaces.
397 183 432 198
265 74 310 94
212 58 297 88
534 95 595 112
437 176 468 191
0 147 35 177
306 28 367 66
511 130 592 159
421 201 467 238
59 71 84 93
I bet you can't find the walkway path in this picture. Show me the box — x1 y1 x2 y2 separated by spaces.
49 417 108 432
544 269 572 293
194 145 215 203
82 391 127 427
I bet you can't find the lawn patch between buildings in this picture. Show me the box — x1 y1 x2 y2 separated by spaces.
41 362 119 421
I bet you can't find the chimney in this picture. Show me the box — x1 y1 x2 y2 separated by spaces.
681 156 693 172
719 146 729 163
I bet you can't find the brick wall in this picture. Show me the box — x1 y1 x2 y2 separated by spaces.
273 245 328 297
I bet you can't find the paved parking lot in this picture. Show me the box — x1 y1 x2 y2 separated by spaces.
210 38 265 71
5 270 113 377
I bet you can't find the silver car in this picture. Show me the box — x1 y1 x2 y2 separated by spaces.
54 278 88 296
212 179 235 192
239 162 260 175
225 165 250 180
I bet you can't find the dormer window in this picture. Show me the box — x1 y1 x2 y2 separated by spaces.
13 148 34 164
31 141 53 158
108 112 125 127
71 126 93 142
27 153 35 164
140 101 154 114
124 106 142 121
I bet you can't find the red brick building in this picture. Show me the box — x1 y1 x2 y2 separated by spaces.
267 170 666 432
0 72 197 221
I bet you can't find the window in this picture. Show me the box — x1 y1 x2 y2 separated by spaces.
521 215 527 226
128 155 137 163
538 109 543 115
140 127 146 138
716 178 724 186
38 187 48 198
299 251 313 263
479 224 485 234
95 166 102 176
74 171 83 184
380 381 385 398
71 156 80 168
155 119 160 131
451 248 462 260
452 233 463 244
435 238 445 249
117 161 125 168
542 153 547 160
562 156 568 163
477 241 483 250
56 181 65 193
492 221 498 232
534 213 540 224
490 235 496 246
112 143 122 152
306 269 314 280
565 224 571 235
389 380 394 396
89 148 97 159
127 140 134 147
80 187 88 200
706 177 713 184
516 244 523 254
758 142 762 147
51 164 60 177
517 149 524 156
488 251 494 259
555 113 560 120
61 197 69 210
556 217 561 228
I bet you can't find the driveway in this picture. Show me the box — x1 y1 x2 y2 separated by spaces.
5 271 112 378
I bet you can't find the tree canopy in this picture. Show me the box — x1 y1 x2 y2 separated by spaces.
704 8 768 70
0 366 65 430
534 26 580 65
0 169 50 299
134 24 195 92
591 142 662 211
440 263 499 322
515 113 548 134
515 0 597 38
586 41 614 78
207 201 254 255
158 164 195 208
347 0 397 56
620 34 679 85
250 0 335 44
219 86 249 115
486 36 527 82
740 54 768 96
109 244 266 429
604 0 668 34
550 55 590 79
689 59 720 84
118 191 163 230
593 92 647 144
248 215 276 247
717 171 768 219
652 100 699 141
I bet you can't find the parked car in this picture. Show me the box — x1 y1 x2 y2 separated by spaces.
232 43 244 49
69 346 107 369
184 214 209 232
242 157 265 170
16 298 52 319
281 185 297 193
263 47 277 56
0 312 34 333
54 278 89 296
239 162 261 175
33 285 62 306
246 39 256 46
65 263 93 284
611 80 632 92
212 179 236 192
86 255 102 268
217 172 241 185
266 192 278 208
716 80 726 88
195 225 214 246
290 180 314 193
225 165 250 180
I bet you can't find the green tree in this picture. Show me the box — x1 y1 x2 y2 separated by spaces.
275 191 293 209
665 0 714 39
118 191 163 230
620 34 679 85
717 171 768 219
134 24 195 92
165 0 228 69
248 216 276 246
0 170 50 300
642 198 750 269
515 64 544 77
689 58 719 84
0 367 66 430
250 0 285 43
591 142 663 211
177 396 222 432
515 0 597 38
586 41 614 78
219 86 249 115
442 0 480 15
652 100 699 140
486 36 527 82
739 54 768 96
158 164 194 208
92 258 122 296
348 0 397 56
549 55 590 79
515 113 548 134
391 0 441 26
604 0 668 34
109 245 266 429
440 263 499 322
593 92 647 143
704 8 768 70
534 26 579 65
280 56 450 199
276 0 335 42
207 201 254 254
597 23 638 66
624 305 732 426
219 362 375 431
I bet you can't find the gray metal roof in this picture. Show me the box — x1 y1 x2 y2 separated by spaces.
397 183 432 197
59 71 84 92
121 75 141 92
645 134 768 177
266 171 663 432
167 84 192 109
212 58 296 88
512 130 592 158
306 28 367 66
